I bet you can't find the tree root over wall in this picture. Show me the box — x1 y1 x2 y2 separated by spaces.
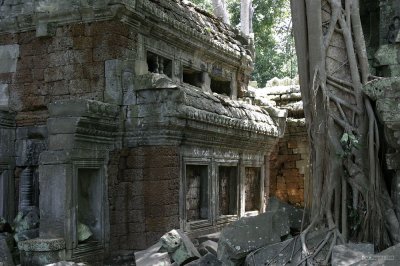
290 0 400 264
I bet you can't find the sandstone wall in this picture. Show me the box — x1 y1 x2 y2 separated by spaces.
107 146 180 251
0 20 136 126
269 121 309 207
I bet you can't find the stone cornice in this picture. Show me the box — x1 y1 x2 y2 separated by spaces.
128 74 286 147
48 99 120 119
0 0 252 70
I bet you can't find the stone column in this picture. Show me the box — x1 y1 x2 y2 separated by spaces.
0 111 15 222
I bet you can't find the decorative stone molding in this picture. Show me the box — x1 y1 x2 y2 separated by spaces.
126 74 286 150
30 99 120 264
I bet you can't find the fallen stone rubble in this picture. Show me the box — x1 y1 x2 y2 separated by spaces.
5 197 400 265
134 203 296 266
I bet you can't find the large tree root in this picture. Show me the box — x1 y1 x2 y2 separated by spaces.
289 0 400 263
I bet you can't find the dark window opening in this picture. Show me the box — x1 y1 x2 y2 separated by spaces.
219 166 238 216
78 169 102 243
183 67 203 88
186 165 209 222
147 51 172 78
210 77 231 96
245 167 261 212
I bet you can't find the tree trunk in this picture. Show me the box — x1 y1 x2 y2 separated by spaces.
212 0 229 24
241 0 250 35
290 0 400 260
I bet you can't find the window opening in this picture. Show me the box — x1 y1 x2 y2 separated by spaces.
186 165 209 222
218 166 238 216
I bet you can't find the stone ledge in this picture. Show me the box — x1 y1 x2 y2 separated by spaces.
18 238 65 252
48 99 119 119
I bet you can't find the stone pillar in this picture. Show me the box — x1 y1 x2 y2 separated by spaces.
0 111 15 222
19 99 119 265
0 44 18 222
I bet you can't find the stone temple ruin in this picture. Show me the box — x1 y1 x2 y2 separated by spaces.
0 0 286 264
1 0 400 265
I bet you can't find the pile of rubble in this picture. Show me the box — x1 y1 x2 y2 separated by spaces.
134 197 400 265
134 197 303 266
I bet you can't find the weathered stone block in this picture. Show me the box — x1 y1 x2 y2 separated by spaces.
217 211 289 265
352 243 400 265
0 44 19 73
244 229 327 266
0 84 9 111
135 241 171 266
331 243 374 266
0 234 14 266
267 196 304 231
198 240 218 256
39 164 70 238
18 238 66 266
161 229 200 265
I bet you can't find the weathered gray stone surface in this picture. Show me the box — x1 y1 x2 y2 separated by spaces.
0 84 9 111
185 253 222 266
331 243 374 266
267 196 304 231
195 232 220 245
13 207 40 242
161 229 200 265
198 240 218 256
351 243 400 266
244 228 328 266
0 44 19 74
77 222 92 242
217 211 290 265
0 233 14 266
135 241 171 266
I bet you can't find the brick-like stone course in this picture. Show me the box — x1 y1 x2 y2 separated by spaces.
0 21 137 126
269 124 309 207
107 146 180 251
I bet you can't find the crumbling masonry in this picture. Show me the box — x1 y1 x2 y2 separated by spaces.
0 0 286 264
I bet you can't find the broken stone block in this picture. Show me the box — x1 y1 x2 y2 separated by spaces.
198 240 218 256
18 238 66 265
195 232 220 244
0 234 14 266
244 228 328 266
161 229 200 265
267 196 304 232
77 222 92 242
185 253 222 266
351 243 400 266
331 243 374 266
13 206 40 242
135 241 171 266
217 210 290 265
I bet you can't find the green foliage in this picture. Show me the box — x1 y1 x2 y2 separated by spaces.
190 0 297 87
229 0 297 86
